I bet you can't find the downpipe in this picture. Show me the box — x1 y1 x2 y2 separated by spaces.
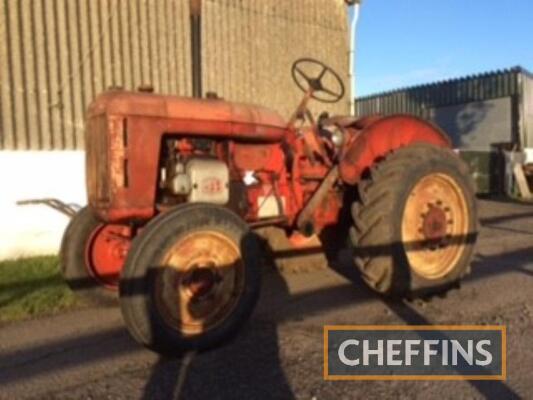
347 0 361 115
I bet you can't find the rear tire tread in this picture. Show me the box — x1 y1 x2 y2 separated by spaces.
350 144 477 297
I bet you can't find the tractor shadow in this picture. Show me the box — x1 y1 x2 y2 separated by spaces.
1 198 531 399
138 223 372 400
143 282 295 400
122 204 528 399
141 234 298 400
139 219 520 400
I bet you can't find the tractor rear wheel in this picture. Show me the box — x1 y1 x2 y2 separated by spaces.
60 207 131 306
119 204 261 355
350 144 477 297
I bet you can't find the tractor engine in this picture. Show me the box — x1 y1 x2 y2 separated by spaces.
85 90 288 223
230 142 291 221
161 138 230 205
158 137 292 223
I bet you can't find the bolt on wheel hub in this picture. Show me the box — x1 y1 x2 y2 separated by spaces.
402 173 469 280
422 205 447 241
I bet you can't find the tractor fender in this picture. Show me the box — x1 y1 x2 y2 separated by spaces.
339 114 451 185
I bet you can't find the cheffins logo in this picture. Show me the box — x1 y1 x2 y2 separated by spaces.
324 325 506 380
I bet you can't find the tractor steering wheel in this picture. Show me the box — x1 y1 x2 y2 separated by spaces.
291 58 345 104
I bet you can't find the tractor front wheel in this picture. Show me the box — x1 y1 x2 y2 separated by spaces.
350 144 477 297
60 207 131 306
119 204 262 355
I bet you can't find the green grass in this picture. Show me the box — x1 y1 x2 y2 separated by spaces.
0 256 79 323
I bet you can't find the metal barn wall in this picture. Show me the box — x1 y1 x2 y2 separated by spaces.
202 0 349 119
353 68 533 194
428 97 513 150
0 0 349 151
0 0 192 151
355 68 522 125
354 67 533 152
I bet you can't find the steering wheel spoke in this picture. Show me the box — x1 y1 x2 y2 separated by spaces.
317 66 328 81
294 65 311 81
321 86 341 99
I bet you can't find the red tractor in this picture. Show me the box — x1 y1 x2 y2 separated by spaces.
61 59 477 354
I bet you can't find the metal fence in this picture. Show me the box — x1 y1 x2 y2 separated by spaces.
0 0 349 150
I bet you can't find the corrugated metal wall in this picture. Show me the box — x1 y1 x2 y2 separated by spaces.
428 97 513 150
0 0 192 150
202 0 349 119
353 67 533 194
354 67 533 151
0 0 349 150
355 68 522 121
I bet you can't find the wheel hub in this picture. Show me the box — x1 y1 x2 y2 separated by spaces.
422 205 447 241
86 224 132 288
402 173 469 280
182 265 220 299
155 231 245 336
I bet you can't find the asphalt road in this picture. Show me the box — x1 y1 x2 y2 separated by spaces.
1 198 532 399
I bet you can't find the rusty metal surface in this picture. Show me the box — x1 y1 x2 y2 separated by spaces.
339 115 451 185
296 166 339 233
86 114 110 211
85 223 132 288
88 90 287 132
16 198 80 218
86 91 288 222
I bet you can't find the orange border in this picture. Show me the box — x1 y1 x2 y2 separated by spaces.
323 325 506 381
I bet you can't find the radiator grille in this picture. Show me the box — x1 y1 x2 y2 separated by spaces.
86 115 109 204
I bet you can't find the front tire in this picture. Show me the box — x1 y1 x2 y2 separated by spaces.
119 204 262 355
350 144 477 297
60 207 131 306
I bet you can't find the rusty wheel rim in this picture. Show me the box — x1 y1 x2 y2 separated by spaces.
155 231 245 336
401 173 469 280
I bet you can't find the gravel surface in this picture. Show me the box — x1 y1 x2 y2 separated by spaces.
0 198 532 399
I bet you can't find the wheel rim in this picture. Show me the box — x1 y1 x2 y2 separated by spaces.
401 173 469 280
85 224 131 289
154 231 245 336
